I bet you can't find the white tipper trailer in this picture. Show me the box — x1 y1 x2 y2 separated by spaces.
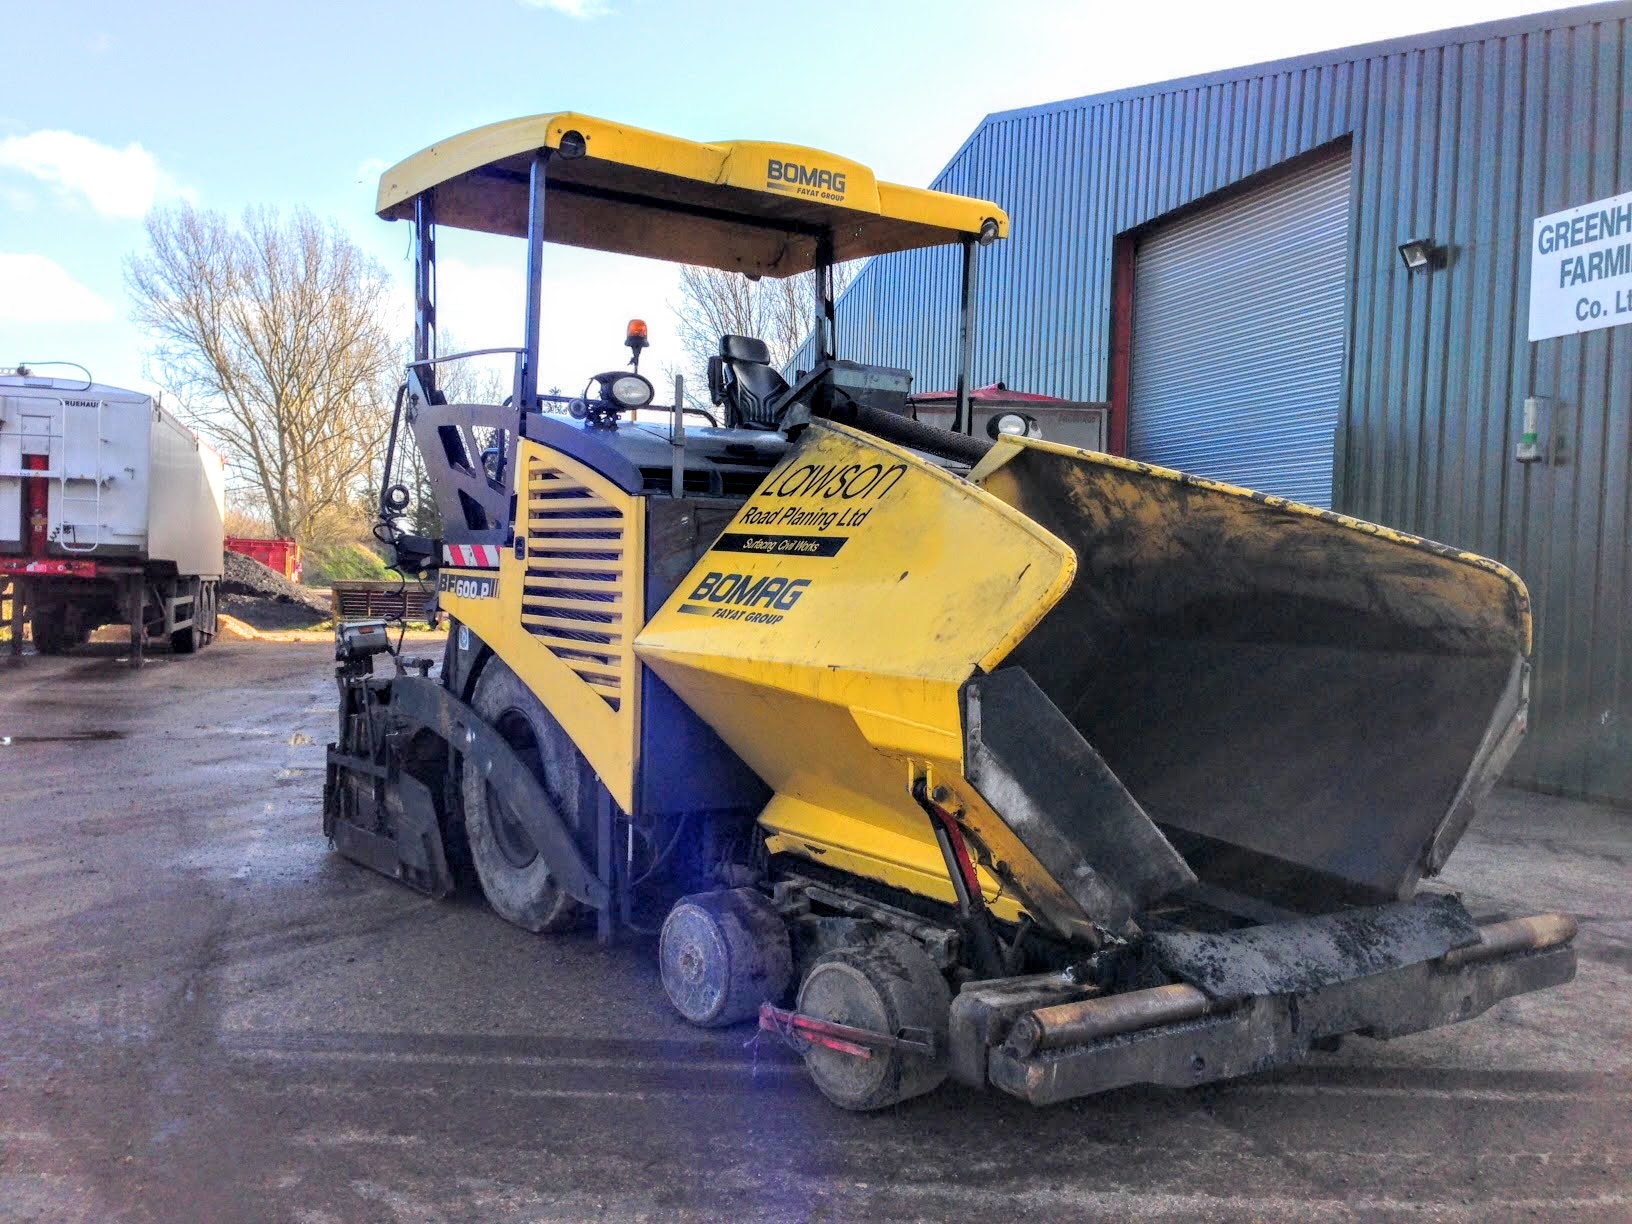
1 371 225 663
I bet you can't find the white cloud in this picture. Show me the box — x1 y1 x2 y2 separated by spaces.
355 157 389 186
0 130 194 219
0 184 34 212
0 252 116 323
519 0 611 17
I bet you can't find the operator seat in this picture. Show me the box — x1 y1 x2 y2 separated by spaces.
708 334 789 429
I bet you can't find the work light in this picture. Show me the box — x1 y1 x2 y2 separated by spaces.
989 411 1040 439
610 373 654 408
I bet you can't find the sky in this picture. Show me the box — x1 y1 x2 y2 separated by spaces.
0 0 1584 406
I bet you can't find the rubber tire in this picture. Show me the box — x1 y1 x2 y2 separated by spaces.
194 581 218 649
30 612 72 655
659 888 793 1027
170 580 200 653
795 933 951 1111
31 603 91 655
460 656 586 934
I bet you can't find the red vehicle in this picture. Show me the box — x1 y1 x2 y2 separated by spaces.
226 536 302 583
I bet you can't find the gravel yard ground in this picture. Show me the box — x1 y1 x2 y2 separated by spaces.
1 640 1628 1221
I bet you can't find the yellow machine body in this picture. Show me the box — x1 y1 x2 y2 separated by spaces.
338 107 1573 1113
402 110 1531 941
637 426 1532 934
634 422 1090 932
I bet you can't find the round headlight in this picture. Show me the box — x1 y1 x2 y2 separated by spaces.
610 374 653 408
988 411 1039 440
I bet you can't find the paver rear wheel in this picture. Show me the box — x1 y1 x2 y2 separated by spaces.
460 657 586 933
794 933 951 1111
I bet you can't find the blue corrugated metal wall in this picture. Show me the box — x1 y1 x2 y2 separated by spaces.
821 3 1632 803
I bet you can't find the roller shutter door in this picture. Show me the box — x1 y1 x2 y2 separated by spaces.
1128 153 1351 507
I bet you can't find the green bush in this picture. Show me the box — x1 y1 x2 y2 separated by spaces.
302 541 392 587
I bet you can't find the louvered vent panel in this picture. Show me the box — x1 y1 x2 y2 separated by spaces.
522 461 631 710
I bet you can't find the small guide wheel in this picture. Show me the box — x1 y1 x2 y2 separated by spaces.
795 933 951 1111
659 888 793 1027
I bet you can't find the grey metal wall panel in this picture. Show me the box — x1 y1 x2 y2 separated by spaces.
1128 152 1351 505
811 2 1632 803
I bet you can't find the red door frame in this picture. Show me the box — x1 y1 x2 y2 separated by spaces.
1107 234 1135 457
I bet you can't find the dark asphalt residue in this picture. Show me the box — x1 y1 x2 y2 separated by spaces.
221 550 330 629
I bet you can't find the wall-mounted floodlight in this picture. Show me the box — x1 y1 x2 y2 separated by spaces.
1397 238 1446 271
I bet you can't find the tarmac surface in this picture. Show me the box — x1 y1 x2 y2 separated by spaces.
1 639 1628 1221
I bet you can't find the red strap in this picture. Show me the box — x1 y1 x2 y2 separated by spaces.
24 453 48 556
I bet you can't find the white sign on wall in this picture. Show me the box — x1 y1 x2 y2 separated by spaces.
1529 188 1632 341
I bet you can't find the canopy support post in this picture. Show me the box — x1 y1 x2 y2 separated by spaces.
955 236 978 435
670 374 686 499
517 150 550 432
413 193 437 391
813 234 837 362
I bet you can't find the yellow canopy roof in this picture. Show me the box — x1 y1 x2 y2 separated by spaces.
375 112 1009 278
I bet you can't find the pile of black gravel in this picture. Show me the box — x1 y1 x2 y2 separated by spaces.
221 550 330 630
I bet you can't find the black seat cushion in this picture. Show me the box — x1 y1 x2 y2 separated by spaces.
717 334 787 427
720 334 772 364
729 363 788 427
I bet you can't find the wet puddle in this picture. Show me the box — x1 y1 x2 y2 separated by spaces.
0 729 125 746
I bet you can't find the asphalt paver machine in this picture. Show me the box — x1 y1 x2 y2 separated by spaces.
325 112 1576 1110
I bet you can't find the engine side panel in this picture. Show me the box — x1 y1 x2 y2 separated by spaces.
439 438 645 813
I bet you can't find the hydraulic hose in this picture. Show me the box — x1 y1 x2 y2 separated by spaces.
828 401 994 466
378 382 408 520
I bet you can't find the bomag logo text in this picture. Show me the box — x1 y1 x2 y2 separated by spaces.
689 571 809 610
683 571 811 625
766 159 847 197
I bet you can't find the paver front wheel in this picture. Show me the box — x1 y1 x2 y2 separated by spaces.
795 934 951 1111
659 888 792 1027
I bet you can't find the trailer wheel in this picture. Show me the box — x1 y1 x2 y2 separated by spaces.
794 934 951 1111
171 579 204 653
461 657 586 933
194 581 218 648
659 888 792 1027
29 610 86 656
30 617 67 654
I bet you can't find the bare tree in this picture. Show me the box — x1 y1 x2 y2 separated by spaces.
434 349 510 407
126 205 398 545
671 264 856 408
